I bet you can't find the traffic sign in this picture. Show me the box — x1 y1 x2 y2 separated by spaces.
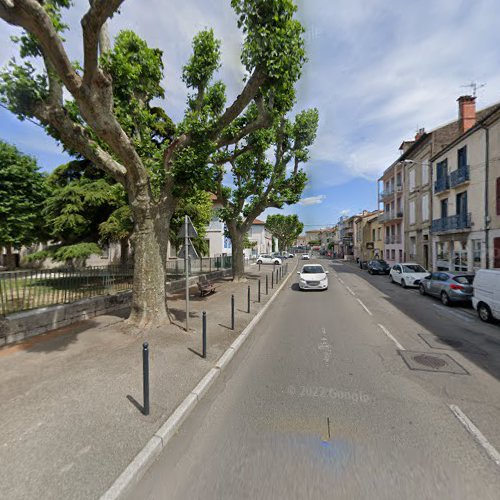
177 216 198 239
178 242 199 260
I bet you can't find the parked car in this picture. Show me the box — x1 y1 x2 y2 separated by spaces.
389 263 429 288
287 253 295 258
273 253 288 260
367 259 390 275
301 254 310 260
472 269 500 322
297 264 329 290
419 271 474 306
256 254 282 265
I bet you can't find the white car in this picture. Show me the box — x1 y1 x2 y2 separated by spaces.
472 269 500 322
297 264 329 290
301 254 310 260
256 254 282 265
390 263 429 288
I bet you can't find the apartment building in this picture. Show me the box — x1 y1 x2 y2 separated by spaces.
355 210 384 263
431 98 500 271
318 227 335 253
378 161 405 264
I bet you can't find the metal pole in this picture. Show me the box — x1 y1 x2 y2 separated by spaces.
258 279 261 303
185 215 189 332
266 274 269 295
231 294 235 330
202 311 207 359
247 286 250 313
259 262 261 272
142 342 150 416
271 272 274 289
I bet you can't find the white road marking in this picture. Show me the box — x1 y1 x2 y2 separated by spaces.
345 286 356 296
356 298 373 316
338 277 345 284
318 327 332 365
449 404 500 467
377 323 405 351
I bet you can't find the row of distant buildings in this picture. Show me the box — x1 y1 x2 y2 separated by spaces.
299 94 500 273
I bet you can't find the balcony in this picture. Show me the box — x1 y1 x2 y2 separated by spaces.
378 188 394 201
449 165 470 188
434 175 450 194
384 235 402 244
379 211 403 223
431 213 471 233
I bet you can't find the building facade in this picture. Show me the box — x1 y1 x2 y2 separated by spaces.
431 100 500 271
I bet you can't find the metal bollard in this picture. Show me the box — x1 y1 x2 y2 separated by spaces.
266 274 269 295
259 262 261 271
142 342 150 416
247 285 251 313
231 294 235 330
258 279 261 303
271 272 274 289
202 311 207 359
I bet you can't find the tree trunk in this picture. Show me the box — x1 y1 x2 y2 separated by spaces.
229 227 246 282
127 199 171 327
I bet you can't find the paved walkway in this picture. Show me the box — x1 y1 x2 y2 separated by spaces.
0 261 294 500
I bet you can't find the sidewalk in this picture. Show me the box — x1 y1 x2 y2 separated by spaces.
0 261 295 500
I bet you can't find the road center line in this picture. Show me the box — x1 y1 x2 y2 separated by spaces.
449 404 500 467
377 323 405 351
356 298 372 316
345 286 356 296
337 277 345 284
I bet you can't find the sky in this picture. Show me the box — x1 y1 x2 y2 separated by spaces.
1 0 500 231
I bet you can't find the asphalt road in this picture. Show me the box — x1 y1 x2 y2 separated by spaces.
128 258 500 500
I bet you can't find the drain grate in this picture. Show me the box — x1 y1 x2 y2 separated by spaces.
413 354 447 369
398 350 469 375
418 334 486 355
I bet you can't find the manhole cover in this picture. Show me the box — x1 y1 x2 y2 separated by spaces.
418 334 486 355
413 354 447 369
398 351 469 375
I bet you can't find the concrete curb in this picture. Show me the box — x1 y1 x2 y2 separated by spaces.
100 262 297 500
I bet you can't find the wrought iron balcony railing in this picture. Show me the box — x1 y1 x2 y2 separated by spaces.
431 213 471 233
434 175 450 193
449 165 470 188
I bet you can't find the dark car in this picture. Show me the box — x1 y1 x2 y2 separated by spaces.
367 259 391 275
419 271 474 306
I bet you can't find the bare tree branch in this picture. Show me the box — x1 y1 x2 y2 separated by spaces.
32 101 127 184
82 0 124 85
0 0 81 94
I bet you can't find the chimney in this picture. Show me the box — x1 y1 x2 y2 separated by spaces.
415 128 425 141
458 95 476 133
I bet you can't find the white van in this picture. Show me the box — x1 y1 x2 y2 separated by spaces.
472 269 500 322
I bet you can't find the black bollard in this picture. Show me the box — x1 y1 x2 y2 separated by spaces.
231 294 235 330
247 285 251 313
142 342 150 416
202 311 207 359
266 274 269 295
259 262 261 272
258 279 261 303
271 272 274 289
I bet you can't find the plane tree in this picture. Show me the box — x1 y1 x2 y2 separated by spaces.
265 214 304 252
215 108 318 280
0 0 307 325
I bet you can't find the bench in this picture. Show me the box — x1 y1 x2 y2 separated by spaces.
197 278 216 297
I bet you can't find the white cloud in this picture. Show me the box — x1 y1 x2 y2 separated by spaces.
299 195 326 206
339 209 351 216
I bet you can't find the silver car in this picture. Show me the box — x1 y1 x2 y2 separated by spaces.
419 271 474 306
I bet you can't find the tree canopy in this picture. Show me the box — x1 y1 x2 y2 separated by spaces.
265 214 304 251
0 140 47 252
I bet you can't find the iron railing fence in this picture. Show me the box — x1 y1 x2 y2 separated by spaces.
0 256 242 316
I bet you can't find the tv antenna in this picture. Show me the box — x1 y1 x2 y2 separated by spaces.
461 81 486 98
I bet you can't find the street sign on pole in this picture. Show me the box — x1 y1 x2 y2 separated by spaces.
178 242 199 260
177 216 198 239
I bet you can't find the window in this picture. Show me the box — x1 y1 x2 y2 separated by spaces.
410 237 416 258
441 198 448 218
391 249 395 260
472 239 482 267
409 200 416 224
372 229 376 241
399 249 403 261
437 158 448 180
457 145 467 169
494 237 500 268
409 168 416 191
456 191 468 217
386 249 390 259
422 160 429 185
453 240 468 271
422 193 429 221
